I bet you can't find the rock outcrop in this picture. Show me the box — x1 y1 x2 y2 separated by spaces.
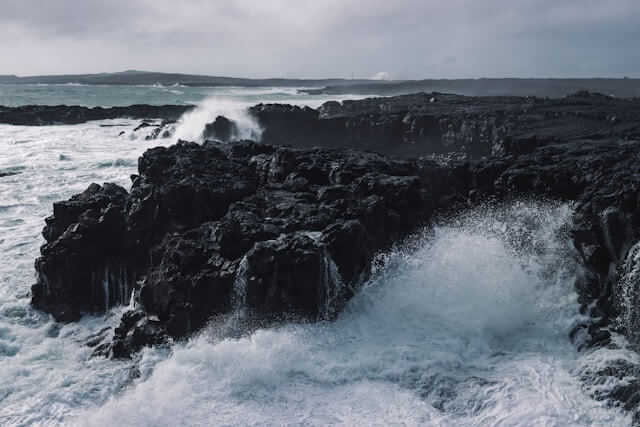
203 116 239 142
33 140 475 357
28 92 640 418
246 92 640 159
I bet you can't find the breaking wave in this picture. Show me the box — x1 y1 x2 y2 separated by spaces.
172 97 262 143
80 201 629 426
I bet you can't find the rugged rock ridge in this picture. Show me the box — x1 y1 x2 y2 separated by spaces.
33 140 477 357
244 92 640 159
0 105 193 126
33 136 640 356
28 93 640 416
491 140 640 418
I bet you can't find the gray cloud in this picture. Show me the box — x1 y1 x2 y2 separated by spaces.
0 0 638 78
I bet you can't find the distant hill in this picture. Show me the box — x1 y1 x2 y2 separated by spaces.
302 78 640 98
0 70 374 88
1 71 639 98
0 75 18 82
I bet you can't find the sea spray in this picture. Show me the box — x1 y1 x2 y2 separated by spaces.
172 97 262 143
79 201 629 426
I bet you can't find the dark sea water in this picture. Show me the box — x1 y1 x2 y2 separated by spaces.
0 84 634 426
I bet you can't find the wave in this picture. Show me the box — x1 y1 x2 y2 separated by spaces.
172 96 262 143
78 201 628 426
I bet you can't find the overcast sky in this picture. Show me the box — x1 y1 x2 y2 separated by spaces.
1 0 638 79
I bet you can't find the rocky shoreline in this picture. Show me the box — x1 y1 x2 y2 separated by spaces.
221 91 640 159
27 92 640 417
0 104 193 126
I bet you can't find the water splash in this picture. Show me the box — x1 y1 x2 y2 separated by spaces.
172 97 262 143
319 247 345 320
79 201 629 426
102 265 110 310
618 242 640 346
101 264 133 311
232 256 249 312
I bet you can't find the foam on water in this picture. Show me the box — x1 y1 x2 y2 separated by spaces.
171 89 370 144
79 202 630 426
0 120 183 425
172 98 263 143
0 87 634 425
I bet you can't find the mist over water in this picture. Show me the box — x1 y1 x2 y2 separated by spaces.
0 87 633 425
80 203 628 426
172 97 263 143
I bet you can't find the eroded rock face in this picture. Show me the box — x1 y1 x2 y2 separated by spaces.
249 93 640 159
32 183 132 322
29 135 640 419
494 140 640 330
203 116 239 142
33 140 471 357
25 92 640 417
31 134 640 365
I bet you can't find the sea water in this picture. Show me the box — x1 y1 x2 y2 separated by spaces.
0 85 634 425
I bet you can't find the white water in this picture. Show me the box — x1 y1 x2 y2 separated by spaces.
173 98 263 143
171 88 367 143
0 88 633 425
81 203 629 426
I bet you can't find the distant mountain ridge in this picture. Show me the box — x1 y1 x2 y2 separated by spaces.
302 77 640 98
0 71 639 97
0 70 373 88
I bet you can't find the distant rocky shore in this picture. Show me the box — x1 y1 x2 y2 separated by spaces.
0 104 193 126
27 92 640 417
245 91 640 158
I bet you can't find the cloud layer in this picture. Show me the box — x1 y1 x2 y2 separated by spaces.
1 0 638 78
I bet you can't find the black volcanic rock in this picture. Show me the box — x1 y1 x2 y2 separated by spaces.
0 104 193 126
247 93 640 159
34 136 640 361
203 116 239 142
28 92 640 417
32 183 132 322
33 140 468 357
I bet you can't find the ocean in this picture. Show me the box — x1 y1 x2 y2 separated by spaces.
0 84 634 426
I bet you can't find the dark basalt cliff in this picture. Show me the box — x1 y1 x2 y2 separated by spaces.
246 92 640 159
29 92 640 416
0 105 193 126
33 140 473 357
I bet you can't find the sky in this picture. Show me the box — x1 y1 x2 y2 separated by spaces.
1 0 638 79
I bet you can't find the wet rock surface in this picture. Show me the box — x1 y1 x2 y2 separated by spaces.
33 140 473 357
0 104 193 126
29 93 640 417
248 92 640 159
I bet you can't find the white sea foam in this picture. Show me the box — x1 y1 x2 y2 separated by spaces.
79 202 629 426
172 97 263 143
0 88 633 426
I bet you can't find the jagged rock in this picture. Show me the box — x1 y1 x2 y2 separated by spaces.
495 140 640 322
203 116 239 142
26 93 640 419
248 93 640 159
32 183 132 322
32 141 461 357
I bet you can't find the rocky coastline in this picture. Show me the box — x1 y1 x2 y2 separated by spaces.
27 92 640 416
206 91 640 160
0 104 193 126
